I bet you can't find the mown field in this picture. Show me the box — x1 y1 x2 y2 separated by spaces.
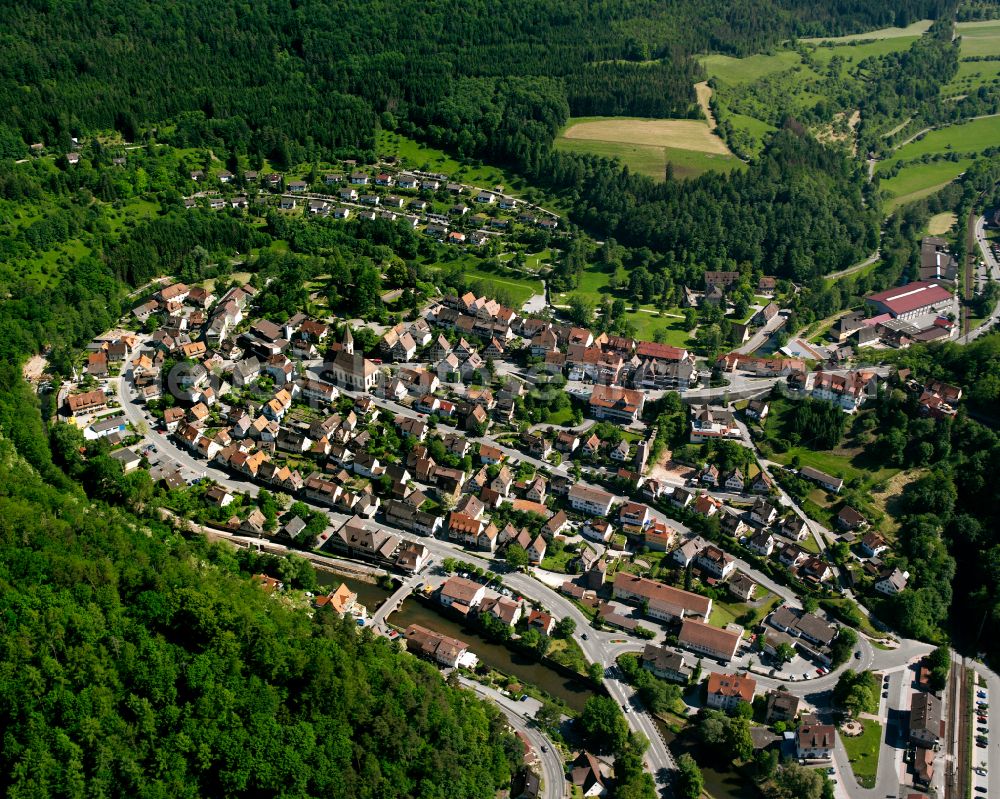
884 114 1000 163
699 50 801 86
955 20 1000 58
876 114 1000 208
879 157 975 210
555 116 741 180
800 18 932 42
926 212 957 236
808 35 920 74
945 21 1000 96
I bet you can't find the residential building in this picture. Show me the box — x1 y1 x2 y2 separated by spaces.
859 531 888 557
799 466 844 493
765 689 800 722
694 545 736 579
689 405 741 443
404 625 469 667
706 672 757 711
797 721 836 760
728 573 757 601
768 606 837 648
588 385 645 424
568 484 615 517
613 573 712 622
875 568 909 596
910 692 942 749
66 390 107 416
439 576 486 612
640 644 692 683
569 752 606 798
678 619 742 663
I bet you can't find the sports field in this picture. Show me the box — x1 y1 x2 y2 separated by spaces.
555 116 741 180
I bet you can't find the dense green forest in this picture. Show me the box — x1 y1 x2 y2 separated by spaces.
0 0 949 161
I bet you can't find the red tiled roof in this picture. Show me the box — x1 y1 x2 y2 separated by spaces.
867 281 952 315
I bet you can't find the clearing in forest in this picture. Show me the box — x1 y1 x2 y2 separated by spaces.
556 116 740 180
560 117 732 154
801 19 932 43
927 212 957 236
694 82 718 130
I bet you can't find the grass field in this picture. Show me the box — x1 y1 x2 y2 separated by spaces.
841 719 883 788
945 59 1000 96
553 262 615 306
885 115 1000 165
802 19 931 43
555 116 740 180
880 157 974 210
460 267 544 307
769 445 899 486
621 311 693 345
729 112 779 139
956 20 1000 57
699 50 802 86
809 36 919 74
927 212 957 236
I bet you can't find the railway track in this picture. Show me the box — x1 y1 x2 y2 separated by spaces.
946 658 970 799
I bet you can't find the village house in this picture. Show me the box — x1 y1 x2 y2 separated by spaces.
438 576 486 613
706 672 757 711
568 484 615 516
613 572 712 623
694 545 736 579
640 644 692 683
404 625 470 668
797 721 836 760
765 689 801 723
875 568 909 596
728 573 757 602
678 619 742 663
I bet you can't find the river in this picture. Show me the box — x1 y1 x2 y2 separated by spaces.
315 572 593 711
318 573 751 794
656 719 758 799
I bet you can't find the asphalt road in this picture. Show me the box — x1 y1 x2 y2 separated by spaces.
459 678 565 799
958 216 1000 343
